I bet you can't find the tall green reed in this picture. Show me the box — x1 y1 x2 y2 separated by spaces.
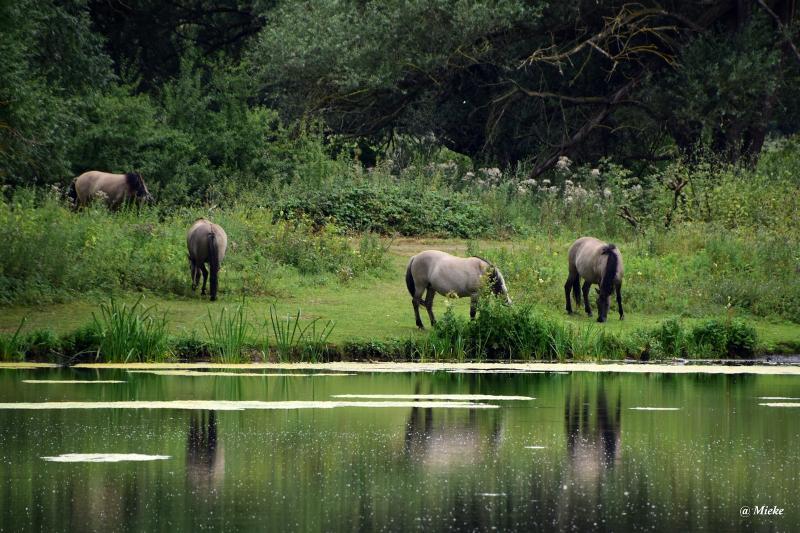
205 303 252 363
92 296 169 362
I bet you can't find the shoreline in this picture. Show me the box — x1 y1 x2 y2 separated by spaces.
1 361 796 375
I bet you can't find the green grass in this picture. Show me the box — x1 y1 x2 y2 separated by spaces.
1 240 798 357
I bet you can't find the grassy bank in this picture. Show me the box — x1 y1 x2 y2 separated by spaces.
1 238 798 363
2 143 799 362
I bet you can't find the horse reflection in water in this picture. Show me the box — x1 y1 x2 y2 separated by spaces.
563 386 622 480
186 411 225 494
556 382 622 526
403 400 503 468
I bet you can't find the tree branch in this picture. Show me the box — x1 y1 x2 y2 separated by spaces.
528 76 640 178
756 0 800 65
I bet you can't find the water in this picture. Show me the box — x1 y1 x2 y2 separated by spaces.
0 368 798 532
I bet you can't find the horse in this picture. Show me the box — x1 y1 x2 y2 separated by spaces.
187 219 228 301
405 250 511 329
564 237 624 322
68 171 153 208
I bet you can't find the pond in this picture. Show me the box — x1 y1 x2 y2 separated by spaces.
0 366 798 531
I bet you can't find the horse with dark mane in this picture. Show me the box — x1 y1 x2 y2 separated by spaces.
405 250 511 329
68 171 153 208
187 219 228 301
565 237 624 322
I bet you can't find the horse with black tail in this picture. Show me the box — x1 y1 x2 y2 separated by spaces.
187 219 228 301
406 250 511 329
565 237 624 322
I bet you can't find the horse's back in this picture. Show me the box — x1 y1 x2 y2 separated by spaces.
569 236 622 282
410 250 484 297
187 219 227 263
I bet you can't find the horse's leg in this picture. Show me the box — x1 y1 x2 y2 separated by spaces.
190 259 198 291
616 280 624 320
412 290 425 329
200 263 209 296
424 288 437 326
582 281 592 316
470 295 478 320
564 272 578 314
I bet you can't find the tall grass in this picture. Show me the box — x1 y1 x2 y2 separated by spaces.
0 317 28 361
205 304 252 363
267 305 336 361
92 297 170 362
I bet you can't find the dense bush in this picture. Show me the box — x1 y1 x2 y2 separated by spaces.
275 181 494 237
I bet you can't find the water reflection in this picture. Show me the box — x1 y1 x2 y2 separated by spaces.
564 381 622 480
185 411 225 493
403 407 503 468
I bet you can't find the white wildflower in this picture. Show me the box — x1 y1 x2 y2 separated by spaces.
603 188 612 198
591 168 601 177
556 155 572 170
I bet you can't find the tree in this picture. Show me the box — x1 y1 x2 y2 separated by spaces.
252 0 800 171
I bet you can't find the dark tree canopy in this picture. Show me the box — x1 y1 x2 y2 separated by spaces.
1 0 799 187
254 0 800 171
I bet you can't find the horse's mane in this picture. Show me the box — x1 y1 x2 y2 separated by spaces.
474 256 505 294
600 244 618 295
125 172 146 195
473 255 494 268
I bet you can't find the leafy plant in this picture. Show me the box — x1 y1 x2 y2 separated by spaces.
0 316 28 361
268 305 305 361
92 297 169 362
205 303 252 363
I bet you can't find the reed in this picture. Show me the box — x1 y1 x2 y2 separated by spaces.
92 297 169 362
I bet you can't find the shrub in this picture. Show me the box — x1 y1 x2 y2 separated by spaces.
687 318 759 358
274 181 494 237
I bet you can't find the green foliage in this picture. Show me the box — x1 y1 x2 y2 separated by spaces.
0 0 113 185
0 317 28 361
275 181 493 237
205 303 252 363
690 319 758 359
267 305 335 362
0 191 389 303
268 306 304 361
92 297 170 362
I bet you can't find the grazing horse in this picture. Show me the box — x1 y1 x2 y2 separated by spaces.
406 250 511 329
187 219 228 301
565 237 624 322
68 171 153 208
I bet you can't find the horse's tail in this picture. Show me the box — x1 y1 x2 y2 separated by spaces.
600 244 618 295
405 257 416 297
208 232 220 301
67 179 77 206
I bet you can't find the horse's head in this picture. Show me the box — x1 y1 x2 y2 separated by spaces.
488 266 512 305
127 172 154 203
594 287 611 322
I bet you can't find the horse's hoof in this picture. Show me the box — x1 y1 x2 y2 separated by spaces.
597 318 606 323
210 296 217 302
619 315 625 321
